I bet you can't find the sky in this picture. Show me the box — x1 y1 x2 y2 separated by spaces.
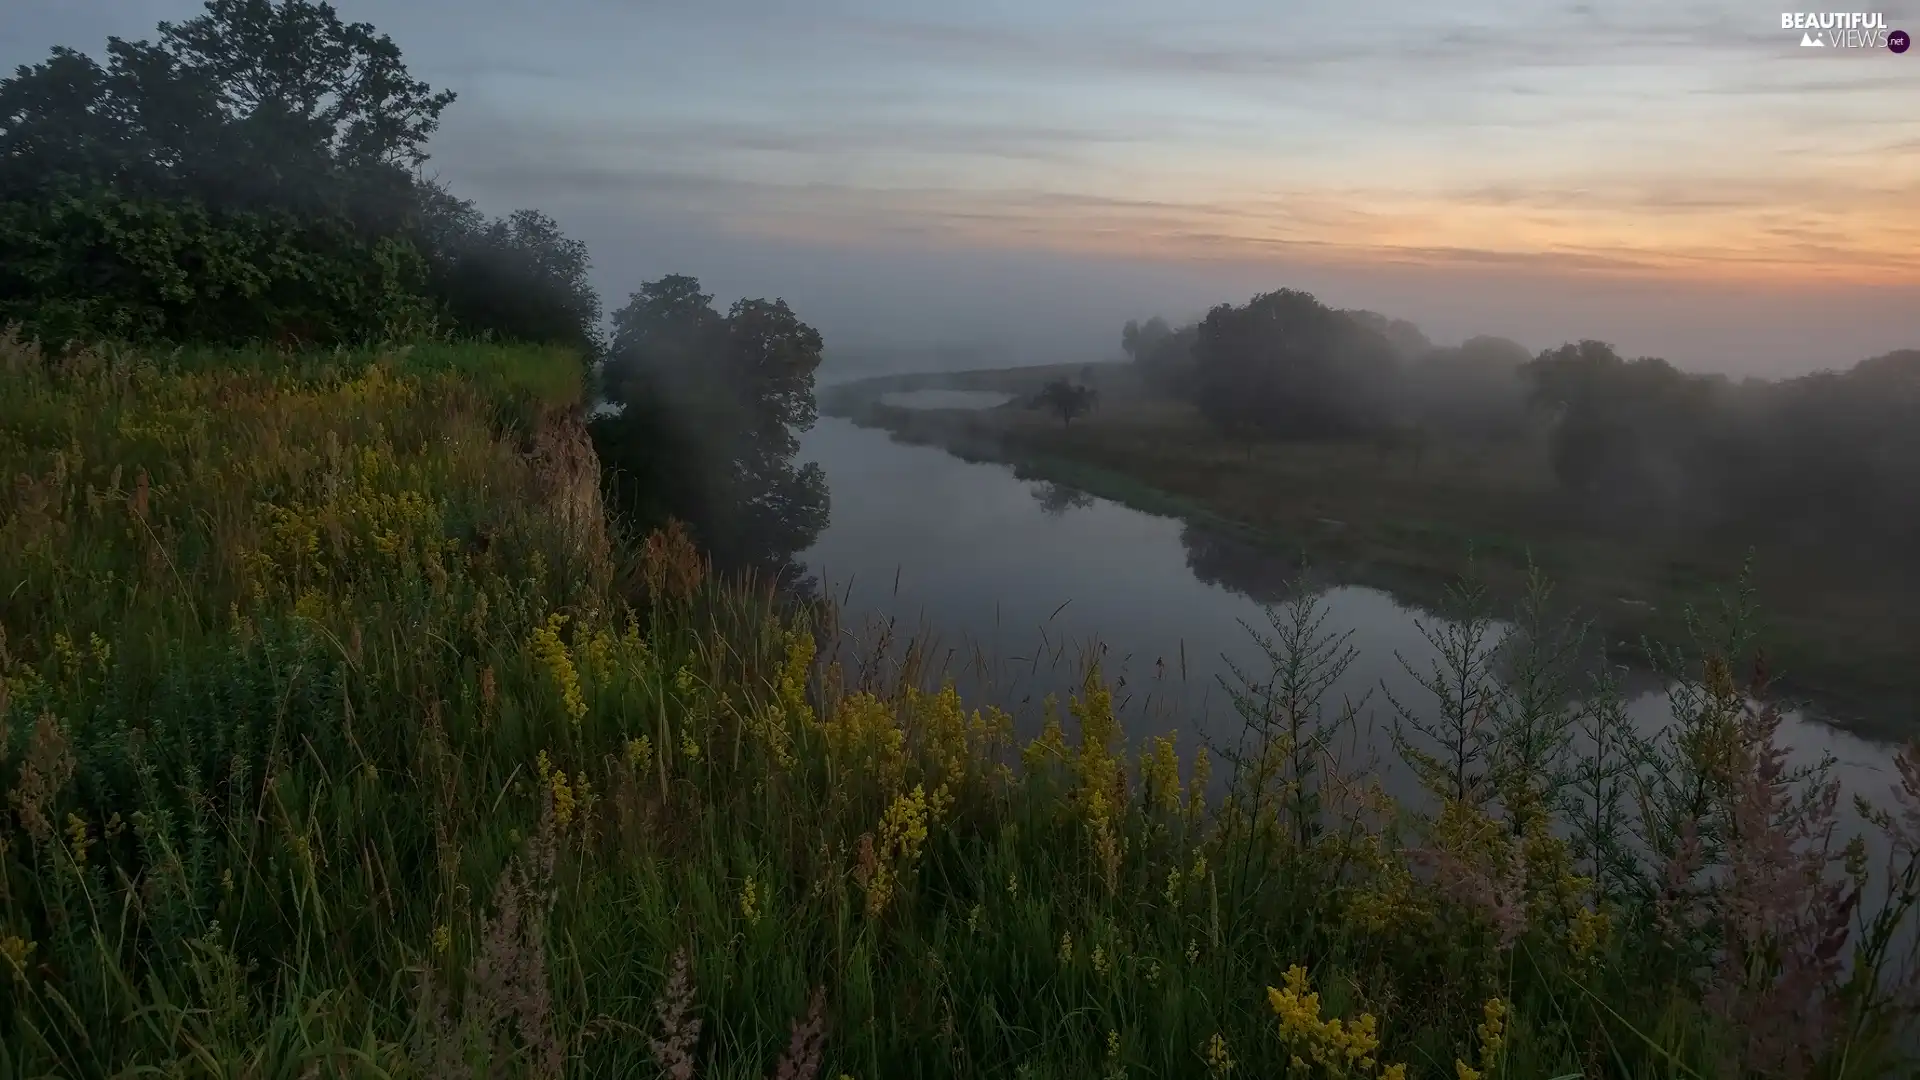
6 0 1918 375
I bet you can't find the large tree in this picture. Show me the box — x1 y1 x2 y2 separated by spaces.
1192 289 1401 441
1 1 603 351
0 0 454 218
594 276 829 581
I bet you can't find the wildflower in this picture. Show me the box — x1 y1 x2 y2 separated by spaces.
1267 964 1394 1077
1204 1032 1235 1076
530 612 587 724
770 986 828 1080
1455 1062 1482 1080
741 875 762 927
1141 735 1183 814
967 903 984 933
1092 944 1110 976
1382 1067 1406 1080
9 713 75 844
1186 940 1200 965
541 759 576 827
650 946 702 1080
680 731 702 764
65 813 91 866
1568 905 1609 963
432 924 452 954
626 735 654 773
221 868 234 894
1143 957 1162 986
1164 867 1184 904
1060 932 1075 964
1190 852 1208 882
1476 997 1506 1074
1007 871 1019 898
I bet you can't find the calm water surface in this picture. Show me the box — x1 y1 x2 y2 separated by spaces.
797 410 1903 828
876 389 1016 410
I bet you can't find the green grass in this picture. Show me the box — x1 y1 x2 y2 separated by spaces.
3 336 1918 1078
822 367 1920 737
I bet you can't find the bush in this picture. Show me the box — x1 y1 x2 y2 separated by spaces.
0 189 436 345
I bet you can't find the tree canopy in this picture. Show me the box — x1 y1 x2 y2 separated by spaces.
1 0 597 354
1192 289 1402 441
594 276 829 581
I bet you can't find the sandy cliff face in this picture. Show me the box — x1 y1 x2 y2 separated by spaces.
528 403 614 590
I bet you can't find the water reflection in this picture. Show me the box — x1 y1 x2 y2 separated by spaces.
1030 481 1097 517
798 414 1901 790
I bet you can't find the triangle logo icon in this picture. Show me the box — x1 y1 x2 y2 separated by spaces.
1801 31 1824 45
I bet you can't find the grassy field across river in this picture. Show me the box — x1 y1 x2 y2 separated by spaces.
822 362 1920 737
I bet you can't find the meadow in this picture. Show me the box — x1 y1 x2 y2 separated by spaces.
4 333 1920 1078
819 364 1919 735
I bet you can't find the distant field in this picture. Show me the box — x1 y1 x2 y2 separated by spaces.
823 363 1920 733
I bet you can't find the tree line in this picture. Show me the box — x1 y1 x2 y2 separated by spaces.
1122 292 1920 554
1 0 829 578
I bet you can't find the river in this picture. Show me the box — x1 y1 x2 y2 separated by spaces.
796 403 1906 838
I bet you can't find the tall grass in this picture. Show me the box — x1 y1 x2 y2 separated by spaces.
3 332 1918 1078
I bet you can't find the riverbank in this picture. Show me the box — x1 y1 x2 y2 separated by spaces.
821 362 1920 737
7 338 1920 1074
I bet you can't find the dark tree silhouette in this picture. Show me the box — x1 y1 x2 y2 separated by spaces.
1035 379 1098 427
594 275 829 582
1192 290 1401 442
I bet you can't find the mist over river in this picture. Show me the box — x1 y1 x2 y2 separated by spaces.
795 408 1904 835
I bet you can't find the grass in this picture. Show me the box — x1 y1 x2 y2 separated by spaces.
820 364 1920 737
4 334 1920 1077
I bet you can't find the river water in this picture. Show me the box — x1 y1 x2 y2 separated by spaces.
796 407 1906 839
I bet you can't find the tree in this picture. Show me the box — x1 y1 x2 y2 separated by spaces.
1523 340 1719 514
1341 308 1432 363
1192 289 1401 442
417 186 603 360
1035 379 1097 427
594 276 829 581
0 0 455 219
1124 315 1198 395
0 0 515 346
1405 334 1533 440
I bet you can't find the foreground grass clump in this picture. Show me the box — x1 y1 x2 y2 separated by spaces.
3 334 1920 1078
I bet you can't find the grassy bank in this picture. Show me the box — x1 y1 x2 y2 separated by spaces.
5 337 1920 1077
821 365 1920 736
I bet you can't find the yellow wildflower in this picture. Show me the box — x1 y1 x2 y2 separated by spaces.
1476 997 1506 1075
1092 944 1110 976
1456 1061 1482 1080
741 876 762 926
1059 931 1075 964
529 613 586 724
625 735 653 773
432 924 452 954
1204 1032 1236 1076
65 814 91 866
1 935 34 980
1569 905 1609 962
